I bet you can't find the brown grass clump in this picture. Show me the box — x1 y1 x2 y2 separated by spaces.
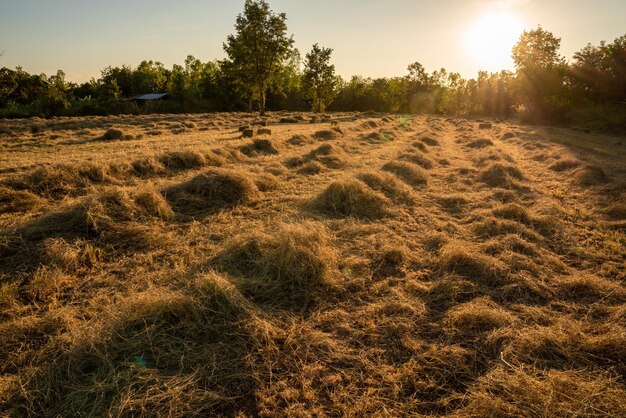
419 135 439 146
220 223 335 306
297 161 324 175
555 275 626 303
286 134 310 146
573 165 610 186
549 158 581 172
445 297 517 336
166 169 258 215
355 171 415 205
493 320 626 373
311 179 391 219
398 151 434 169
102 128 124 140
482 234 539 257
313 129 340 140
10 162 115 198
436 242 508 287
473 217 544 242
478 162 524 188
457 366 626 417
0 187 45 213
240 138 279 156
500 131 517 140
158 150 207 169
371 245 407 278
130 156 167 177
6 274 265 417
26 266 75 303
605 203 626 220
382 161 427 187
467 138 494 148
435 194 468 214
287 143 347 170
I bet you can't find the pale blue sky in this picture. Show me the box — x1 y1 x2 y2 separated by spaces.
0 0 624 82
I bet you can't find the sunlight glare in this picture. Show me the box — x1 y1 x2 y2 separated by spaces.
466 11 524 72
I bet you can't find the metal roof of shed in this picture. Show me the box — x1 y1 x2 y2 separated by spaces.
130 93 168 100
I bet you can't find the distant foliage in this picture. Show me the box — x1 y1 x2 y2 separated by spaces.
0 20 624 131
302 44 338 113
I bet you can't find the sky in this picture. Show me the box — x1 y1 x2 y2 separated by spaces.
0 0 624 83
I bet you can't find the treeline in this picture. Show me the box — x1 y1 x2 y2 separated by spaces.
0 1 624 131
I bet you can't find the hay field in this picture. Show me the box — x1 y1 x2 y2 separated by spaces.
0 112 625 416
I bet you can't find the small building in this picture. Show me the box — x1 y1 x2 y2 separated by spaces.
126 93 169 106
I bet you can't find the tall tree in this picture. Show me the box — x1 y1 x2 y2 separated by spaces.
512 26 567 122
302 44 337 112
223 0 294 115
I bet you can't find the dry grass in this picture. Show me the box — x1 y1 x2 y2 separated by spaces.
382 161 428 187
311 179 391 219
1 112 625 416
219 222 336 306
165 169 258 216
478 162 524 188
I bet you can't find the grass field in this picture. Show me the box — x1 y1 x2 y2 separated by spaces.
0 112 625 416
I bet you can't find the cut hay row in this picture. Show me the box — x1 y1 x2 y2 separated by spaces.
1 113 625 417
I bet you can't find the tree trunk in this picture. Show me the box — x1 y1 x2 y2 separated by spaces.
248 95 253 113
260 89 266 116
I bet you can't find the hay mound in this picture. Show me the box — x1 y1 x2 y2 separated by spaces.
313 129 340 140
166 169 258 215
221 223 335 305
291 143 347 169
355 171 415 205
130 157 167 177
286 134 310 146
456 366 626 417
382 161 427 187
8 163 115 198
398 151 434 169
0 187 45 214
102 128 124 140
501 132 517 140
482 235 539 257
479 163 524 188
549 159 580 172
419 136 439 146
12 274 263 416
473 217 543 242
297 161 324 175
311 179 390 219
467 138 494 148
605 203 626 220
371 245 407 278
158 150 208 169
445 297 517 336
555 275 625 303
436 243 508 287
240 139 279 156
435 195 468 214
573 165 610 187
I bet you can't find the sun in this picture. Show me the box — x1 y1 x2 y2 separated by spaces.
466 11 524 72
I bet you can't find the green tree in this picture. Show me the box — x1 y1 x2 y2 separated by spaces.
302 44 337 112
223 0 294 115
512 26 567 122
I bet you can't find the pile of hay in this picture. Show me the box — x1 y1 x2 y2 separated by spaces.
311 179 391 219
165 169 259 215
478 163 524 189
382 161 428 187
240 139 279 156
220 223 336 306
